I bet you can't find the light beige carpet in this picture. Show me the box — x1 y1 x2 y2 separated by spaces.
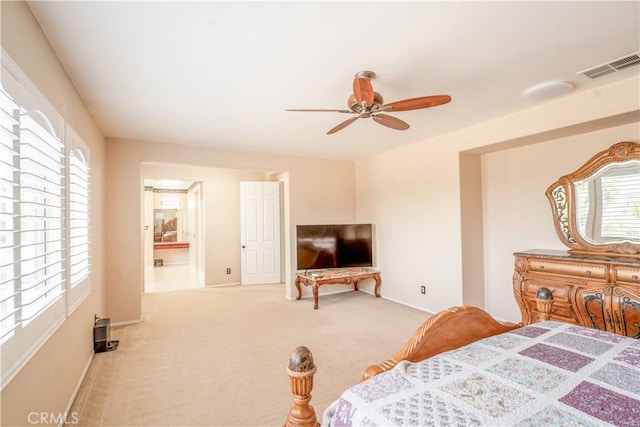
70 284 430 426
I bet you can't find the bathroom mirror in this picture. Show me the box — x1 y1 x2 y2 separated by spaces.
546 141 640 257
154 209 181 243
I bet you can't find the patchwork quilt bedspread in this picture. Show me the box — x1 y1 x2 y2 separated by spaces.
322 321 640 427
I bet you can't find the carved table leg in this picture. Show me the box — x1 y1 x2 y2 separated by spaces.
295 277 302 301
312 285 319 309
286 346 319 427
374 273 381 298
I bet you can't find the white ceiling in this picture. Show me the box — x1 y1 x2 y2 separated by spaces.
27 1 640 161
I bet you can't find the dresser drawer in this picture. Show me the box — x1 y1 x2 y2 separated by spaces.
528 259 606 280
616 267 640 285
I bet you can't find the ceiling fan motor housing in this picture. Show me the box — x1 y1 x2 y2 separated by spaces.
348 92 384 114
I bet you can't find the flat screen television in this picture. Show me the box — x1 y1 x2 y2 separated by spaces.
296 224 373 270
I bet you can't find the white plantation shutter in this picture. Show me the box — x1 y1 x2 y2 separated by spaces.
67 127 90 312
0 54 91 389
0 86 20 347
19 110 65 322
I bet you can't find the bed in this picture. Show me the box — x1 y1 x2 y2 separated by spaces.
323 317 639 426
285 306 640 427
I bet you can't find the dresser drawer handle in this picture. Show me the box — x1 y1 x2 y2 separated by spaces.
585 270 591 275
539 265 544 269
633 275 639 280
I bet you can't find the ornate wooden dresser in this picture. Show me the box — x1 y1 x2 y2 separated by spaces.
513 249 640 338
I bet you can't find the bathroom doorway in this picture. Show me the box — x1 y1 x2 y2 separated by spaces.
141 162 287 294
143 179 205 293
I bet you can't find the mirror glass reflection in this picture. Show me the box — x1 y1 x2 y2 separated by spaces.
154 209 182 242
574 159 640 244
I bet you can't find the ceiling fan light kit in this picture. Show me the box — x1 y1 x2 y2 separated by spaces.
286 71 451 135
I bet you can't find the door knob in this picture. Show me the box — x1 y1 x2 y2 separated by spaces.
242 245 246 248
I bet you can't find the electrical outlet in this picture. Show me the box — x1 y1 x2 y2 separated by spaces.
226 268 231 274
420 285 426 295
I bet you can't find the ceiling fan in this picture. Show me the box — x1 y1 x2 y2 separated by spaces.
286 71 451 135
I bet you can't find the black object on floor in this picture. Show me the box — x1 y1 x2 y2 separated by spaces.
94 316 119 353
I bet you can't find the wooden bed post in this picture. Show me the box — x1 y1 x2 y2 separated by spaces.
285 346 319 427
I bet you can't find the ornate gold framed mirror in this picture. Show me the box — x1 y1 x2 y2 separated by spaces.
546 141 640 257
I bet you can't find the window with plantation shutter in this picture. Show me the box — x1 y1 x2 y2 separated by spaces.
19 109 65 322
0 85 20 348
1 53 91 390
67 127 90 312
1 69 67 389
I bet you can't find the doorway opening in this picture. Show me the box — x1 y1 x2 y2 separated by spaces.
140 162 289 295
143 179 205 293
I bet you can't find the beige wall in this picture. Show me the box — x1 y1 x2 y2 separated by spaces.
356 75 639 320
459 152 485 308
355 139 465 310
106 138 357 323
1 1 107 426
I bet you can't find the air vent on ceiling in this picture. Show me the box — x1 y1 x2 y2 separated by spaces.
578 51 640 79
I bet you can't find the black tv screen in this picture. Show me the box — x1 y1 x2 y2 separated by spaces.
296 224 373 270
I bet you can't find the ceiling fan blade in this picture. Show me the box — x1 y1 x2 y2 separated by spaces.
383 95 451 112
327 116 359 134
286 108 352 113
353 77 375 107
372 113 410 131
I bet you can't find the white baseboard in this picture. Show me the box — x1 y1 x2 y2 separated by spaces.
205 282 241 288
367 291 515 323
375 292 435 315
60 352 93 427
290 287 435 316
111 316 144 327
286 287 510 322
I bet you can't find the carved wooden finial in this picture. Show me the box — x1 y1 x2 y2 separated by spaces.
285 346 319 427
288 346 315 372
536 287 555 321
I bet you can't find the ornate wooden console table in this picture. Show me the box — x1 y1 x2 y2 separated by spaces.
295 268 381 309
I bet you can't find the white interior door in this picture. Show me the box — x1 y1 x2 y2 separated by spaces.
240 182 281 285
187 183 205 286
